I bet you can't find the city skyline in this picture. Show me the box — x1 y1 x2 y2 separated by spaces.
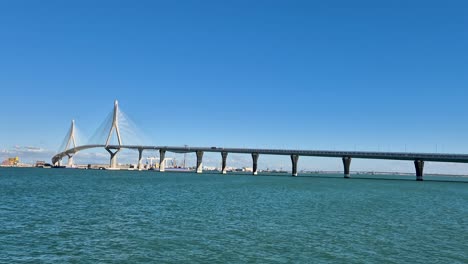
1 1 467 173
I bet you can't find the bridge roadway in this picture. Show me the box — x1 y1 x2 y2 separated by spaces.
52 144 468 181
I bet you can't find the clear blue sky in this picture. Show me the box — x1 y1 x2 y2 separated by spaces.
0 1 467 172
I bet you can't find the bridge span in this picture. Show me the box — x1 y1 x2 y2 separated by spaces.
53 101 468 181
52 144 468 181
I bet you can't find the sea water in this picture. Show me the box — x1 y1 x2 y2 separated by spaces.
0 168 467 263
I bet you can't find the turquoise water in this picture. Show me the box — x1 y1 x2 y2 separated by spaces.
0 168 467 263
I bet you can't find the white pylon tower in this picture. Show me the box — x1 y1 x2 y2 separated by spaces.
105 100 122 169
65 120 78 151
105 100 123 146
60 120 79 167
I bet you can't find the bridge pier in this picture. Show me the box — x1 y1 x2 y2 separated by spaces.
414 160 424 181
251 153 259 175
159 149 166 172
291 154 299 176
342 156 352 178
67 154 74 167
196 151 204 173
137 148 144 171
106 148 120 169
221 152 228 174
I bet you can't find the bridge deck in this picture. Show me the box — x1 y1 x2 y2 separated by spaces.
52 144 468 164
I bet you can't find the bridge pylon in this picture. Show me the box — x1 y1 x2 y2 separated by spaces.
58 120 77 167
65 120 78 151
105 100 122 169
106 100 123 147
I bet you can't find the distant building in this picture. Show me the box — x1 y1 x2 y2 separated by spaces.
2 157 19 166
35 161 46 167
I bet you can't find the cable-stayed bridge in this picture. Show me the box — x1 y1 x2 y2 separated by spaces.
52 100 468 181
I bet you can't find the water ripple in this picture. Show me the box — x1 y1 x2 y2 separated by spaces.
0 168 467 263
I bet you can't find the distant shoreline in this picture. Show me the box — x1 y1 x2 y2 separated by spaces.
1 165 468 177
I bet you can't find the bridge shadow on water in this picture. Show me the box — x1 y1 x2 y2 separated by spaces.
180 171 468 184
269 175 467 184
338 176 468 184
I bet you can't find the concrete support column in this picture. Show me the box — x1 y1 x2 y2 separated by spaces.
196 151 204 174
252 153 259 175
159 149 166 172
291 154 299 177
342 156 352 178
67 154 74 167
137 148 144 171
106 148 120 169
414 160 424 181
221 152 228 174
